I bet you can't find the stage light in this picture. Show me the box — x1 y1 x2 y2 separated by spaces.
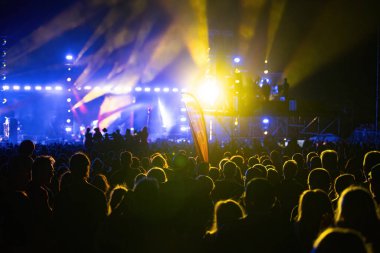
124 87 132 92
1 51 6 57
235 79 240 83
24 86 31 91
94 86 100 90
2 85 9 90
180 107 186 112
45 86 52 91
264 70 269 74
163 87 169 92
2 98 6 104
103 86 111 91
233 57 241 63
144 87 151 92
65 54 74 61
66 77 72 82
65 127 72 132
154 87 160 92
68 109 71 113
1 74 6 81
55 86 63 91
263 131 268 135
67 67 71 71
1 62 6 68
35 86 42 90
265 60 268 64
180 117 186 122
180 126 188 132
13 85 20 91
67 98 71 102
66 119 71 123
1 38 6 46
135 87 142 92
84 86 92 90
114 86 122 92
197 76 221 107
172 88 179 92
262 118 269 124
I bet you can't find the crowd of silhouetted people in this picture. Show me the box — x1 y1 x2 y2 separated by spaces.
0 129 380 253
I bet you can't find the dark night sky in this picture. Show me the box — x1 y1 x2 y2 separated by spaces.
0 0 379 124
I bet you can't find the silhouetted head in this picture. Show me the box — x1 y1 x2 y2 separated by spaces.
297 189 333 228
69 152 90 180
311 227 369 253
120 151 133 168
245 178 276 213
19 140 35 157
222 161 238 179
334 174 355 197
92 174 110 194
147 167 167 184
336 186 378 234
363 151 380 181
283 160 298 180
308 168 331 193
32 155 55 185
209 199 245 233
320 149 338 173
150 153 168 169
369 163 380 199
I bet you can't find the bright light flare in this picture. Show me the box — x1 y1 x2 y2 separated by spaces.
197 76 221 107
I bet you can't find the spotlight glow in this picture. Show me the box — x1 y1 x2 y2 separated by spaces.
66 77 72 82
2 85 9 90
65 127 72 132
13 85 20 90
24 85 31 91
163 87 170 92
45 86 52 91
262 118 269 124
154 87 160 92
65 54 74 61
135 87 142 92
67 98 71 102
233 57 241 63
55 86 63 91
144 87 151 92
35 86 42 90
172 88 179 92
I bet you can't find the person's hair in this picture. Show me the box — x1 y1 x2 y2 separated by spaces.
308 168 331 192
306 152 319 168
147 167 167 184
92 174 110 194
334 174 355 197
32 155 55 179
208 167 220 182
120 151 133 168
150 153 168 169
335 186 379 236
245 164 267 186
108 185 128 215
363 151 380 180
292 153 304 170
245 178 275 213
311 227 370 253
320 149 338 172
247 156 260 168
222 161 238 179
283 160 298 180
196 175 215 195
310 156 322 170
69 152 91 179
208 199 245 234
297 189 334 224
19 140 35 157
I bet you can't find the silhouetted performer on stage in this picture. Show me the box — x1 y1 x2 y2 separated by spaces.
262 79 271 101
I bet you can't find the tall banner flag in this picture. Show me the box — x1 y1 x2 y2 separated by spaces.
182 92 209 162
